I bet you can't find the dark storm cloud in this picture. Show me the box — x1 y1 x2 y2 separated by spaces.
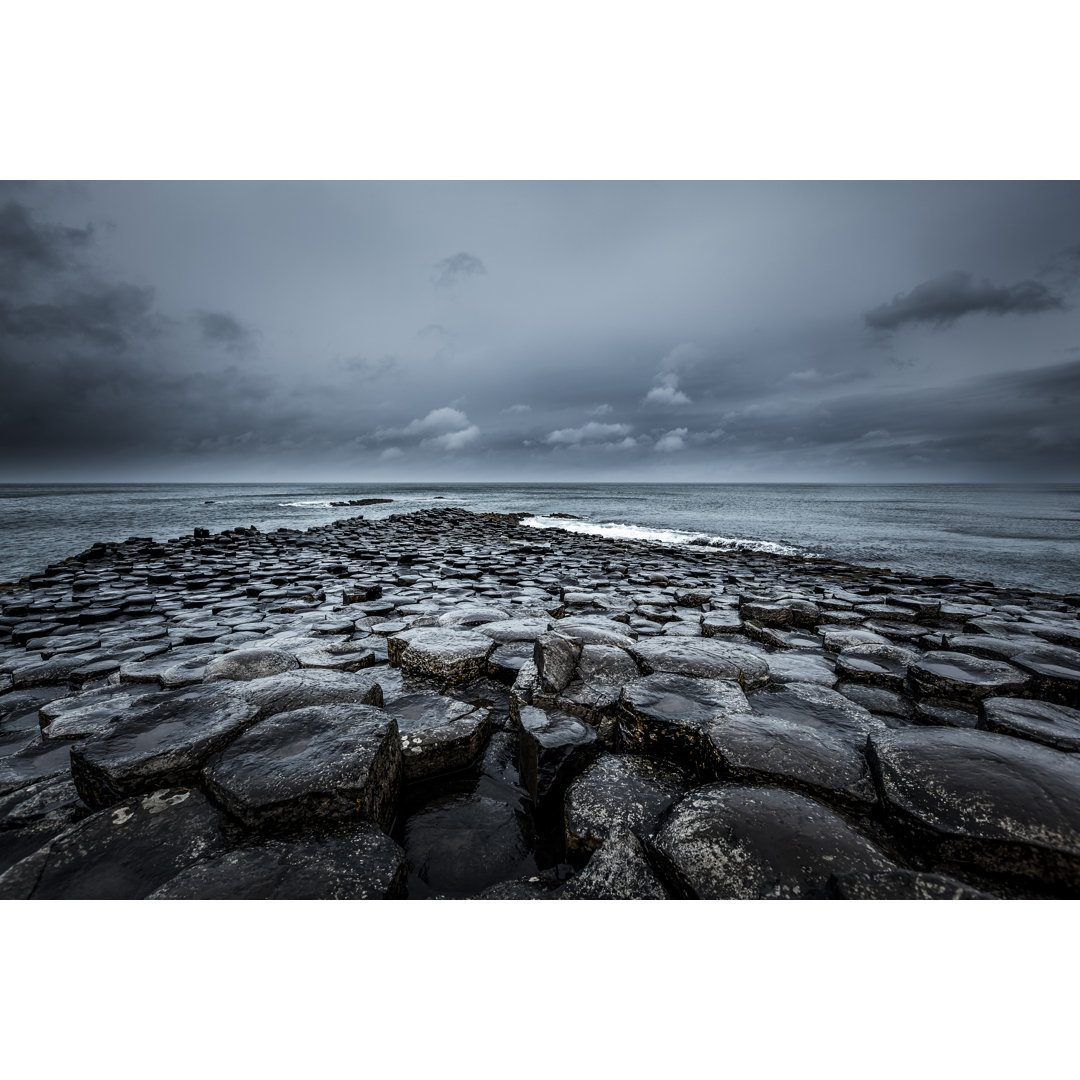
0 282 159 349
3 181 1080 480
195 310 257 354
433 251 486 288
0 199 93 290
864 270 1067 333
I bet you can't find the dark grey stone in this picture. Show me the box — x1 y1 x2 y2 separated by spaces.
654 784 895 899
70 685 260 809
203 703 401 830
149 825 407 899
385 693 491 781
564 753 691 858
0 788 230 900
868 727 1080 893
979 696 1080 752
560 827 669 899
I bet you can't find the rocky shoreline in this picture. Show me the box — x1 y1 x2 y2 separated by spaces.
1 505 1079 900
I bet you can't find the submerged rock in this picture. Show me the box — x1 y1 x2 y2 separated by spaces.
403 792 536 899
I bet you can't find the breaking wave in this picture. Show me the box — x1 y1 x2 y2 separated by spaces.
520 515 812 557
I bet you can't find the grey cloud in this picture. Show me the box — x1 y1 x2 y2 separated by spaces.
196 310 257 353
433 252 486 288
865 270 1066 332
4 181 1080 481
0 200 93 290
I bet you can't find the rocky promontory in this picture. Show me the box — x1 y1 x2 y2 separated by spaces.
2 506 1079 899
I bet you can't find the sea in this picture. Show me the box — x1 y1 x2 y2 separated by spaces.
1 482 1078 596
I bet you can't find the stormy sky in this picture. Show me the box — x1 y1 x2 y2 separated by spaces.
2 180 1078 482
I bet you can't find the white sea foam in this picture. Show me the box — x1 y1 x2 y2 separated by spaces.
279 499 339 508
520 515 810 557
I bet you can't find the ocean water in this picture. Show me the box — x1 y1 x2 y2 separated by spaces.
1 482 1078 596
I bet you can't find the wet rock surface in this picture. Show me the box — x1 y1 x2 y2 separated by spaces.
149 824 406 899
1 505 1078 898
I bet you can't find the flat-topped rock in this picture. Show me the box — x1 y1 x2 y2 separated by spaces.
627 638 769 690
384 693 491 781
747 682 884 747
701 712 878 810
836 642 919 691
39 685 152 740
476 618 553 643
203 649 299 682
868 727 1080 894
70 685 260 809
0 788 230 900
564 753 691 858
149 825 407 899
616 672 750 765
203 704 401 830
909 651 1029 704
393 627 495 684
979 697 1080 752
654 784 895 899
243 668 385 717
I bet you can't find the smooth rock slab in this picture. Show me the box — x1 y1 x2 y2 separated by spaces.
39 685 155 740
908 651 1028 704
243 668 385 718
560 827 668 900
868 727 1080 893
0 737 84 797
836 643 919 691
0 788 229 900
701 712 877 810
203 704 401 830
203 649 299 682
385 693 491 782
764 651 837 687
747 682 884 748
70 685 260 809
149 825 407 899
564 753 691 858
627 638 769 690
979 696 1080 752
616 673 750 766
654 784 895 899
394 628 495 684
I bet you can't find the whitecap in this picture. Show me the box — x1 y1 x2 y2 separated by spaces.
520 515 811 557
